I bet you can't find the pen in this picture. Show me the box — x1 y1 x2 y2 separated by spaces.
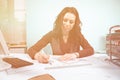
48 60 53 65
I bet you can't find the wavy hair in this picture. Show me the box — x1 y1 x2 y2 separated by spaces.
53 7 82 39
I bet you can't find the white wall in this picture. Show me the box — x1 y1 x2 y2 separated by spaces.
26 0 120 52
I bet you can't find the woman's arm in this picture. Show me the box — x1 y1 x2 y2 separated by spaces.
27 31 53 59
78 33 94 58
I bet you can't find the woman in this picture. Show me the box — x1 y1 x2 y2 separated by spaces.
27 7 94 63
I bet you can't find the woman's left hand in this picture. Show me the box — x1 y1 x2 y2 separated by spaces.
58 53 78 61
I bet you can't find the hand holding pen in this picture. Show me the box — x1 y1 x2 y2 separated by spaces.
34 52 50 63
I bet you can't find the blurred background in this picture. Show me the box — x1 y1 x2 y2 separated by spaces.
0 0 120 54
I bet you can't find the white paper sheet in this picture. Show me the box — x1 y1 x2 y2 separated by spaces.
45 56 92 69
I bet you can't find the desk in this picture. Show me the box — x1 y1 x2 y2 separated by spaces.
0 53 120 80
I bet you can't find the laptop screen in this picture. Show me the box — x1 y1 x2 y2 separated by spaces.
0 30 10 55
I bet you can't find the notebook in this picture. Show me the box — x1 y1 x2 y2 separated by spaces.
0 30 33 68
2 57 33 68
28 74 55 80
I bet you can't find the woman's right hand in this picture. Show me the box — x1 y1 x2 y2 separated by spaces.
34 52 50 63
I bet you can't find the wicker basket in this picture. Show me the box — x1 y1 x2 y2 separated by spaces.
106 25 120 66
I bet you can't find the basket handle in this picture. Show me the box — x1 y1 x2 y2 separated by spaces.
109 25 120 34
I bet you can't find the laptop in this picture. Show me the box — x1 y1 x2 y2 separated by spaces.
0 30 33 70
0 57 11 71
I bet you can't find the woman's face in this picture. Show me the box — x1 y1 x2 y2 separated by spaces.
62 12 76 34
